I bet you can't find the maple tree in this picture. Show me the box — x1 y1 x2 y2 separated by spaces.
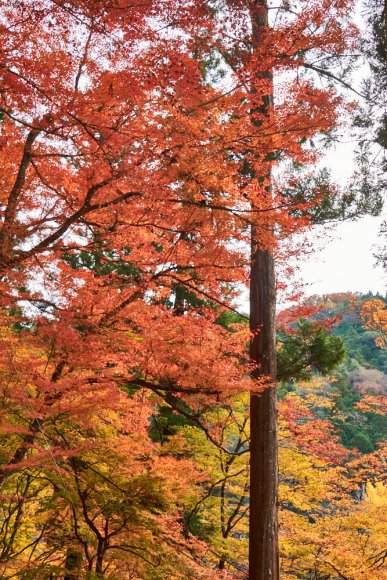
0 0 383 578
0 313 222 578
174 375 386 579
361 298 387 349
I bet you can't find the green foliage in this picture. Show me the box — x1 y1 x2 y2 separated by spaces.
277 319 345 383
63 248 142 282
331 372 387 452
279 294 387 453
352 0 386 220
215 310 247 329
150 401 199 443
345 428 374 453
282 167 382 223
313 293 387 372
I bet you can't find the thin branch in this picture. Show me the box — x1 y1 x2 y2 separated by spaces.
303 62 370 101
75 29 93 90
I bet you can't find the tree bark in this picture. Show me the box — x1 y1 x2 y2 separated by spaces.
384 0 387 56
0 128 39 266
249 245 278 579
248 1 279 578
64 547 83 580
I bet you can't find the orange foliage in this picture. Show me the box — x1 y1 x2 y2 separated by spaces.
361 299 387 349
0 0 364 576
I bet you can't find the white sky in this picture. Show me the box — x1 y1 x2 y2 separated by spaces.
296 137 386 296
297 135 386 297
298 214 386 297
294 0 386 298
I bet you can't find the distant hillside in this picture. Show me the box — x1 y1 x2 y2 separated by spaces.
299 293 387 453
306 292 387 374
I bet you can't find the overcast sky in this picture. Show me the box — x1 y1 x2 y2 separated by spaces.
297 135 386 297
298 214 386 297
295 0 386 299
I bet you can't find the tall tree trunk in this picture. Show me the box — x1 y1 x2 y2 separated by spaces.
249 246 278 579
248 1 279 578
384 0 387 55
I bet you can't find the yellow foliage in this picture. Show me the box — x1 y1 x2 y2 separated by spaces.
361 299 387 349
366 481 387 507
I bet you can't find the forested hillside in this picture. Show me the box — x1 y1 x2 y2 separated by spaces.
310 292 387 373
300 293 387 453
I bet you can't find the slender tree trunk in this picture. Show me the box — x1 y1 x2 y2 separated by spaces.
64 547 83 580
95 546 105 577
248 1 279 578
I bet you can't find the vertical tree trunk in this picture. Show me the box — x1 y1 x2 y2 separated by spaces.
249 245 278 579
64 547 83 580
384 0 387 54
248 1 279 578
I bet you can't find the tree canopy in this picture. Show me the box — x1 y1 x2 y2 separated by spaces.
0 1 385 578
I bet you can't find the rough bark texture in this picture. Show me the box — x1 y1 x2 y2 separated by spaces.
249 244 278 579
248 1 279 578
0 129 39 266
384 0 387 54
